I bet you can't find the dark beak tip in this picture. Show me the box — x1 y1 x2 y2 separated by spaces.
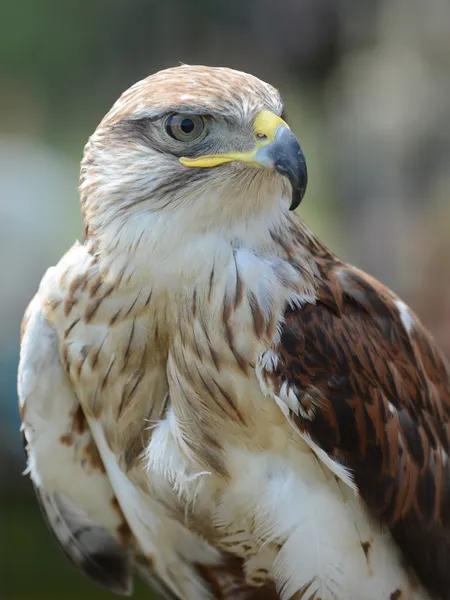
288 163 308 211
271 127 308 211
289 191 304 211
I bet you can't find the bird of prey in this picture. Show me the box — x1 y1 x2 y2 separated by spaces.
18 65 450 600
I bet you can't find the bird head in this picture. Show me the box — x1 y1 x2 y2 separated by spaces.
80 65 307 259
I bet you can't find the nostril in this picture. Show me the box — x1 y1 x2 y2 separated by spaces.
256 132 268 142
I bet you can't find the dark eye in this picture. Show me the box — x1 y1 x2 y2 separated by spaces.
165 114 206 142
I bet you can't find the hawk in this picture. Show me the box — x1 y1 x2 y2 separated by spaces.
18 65 450 600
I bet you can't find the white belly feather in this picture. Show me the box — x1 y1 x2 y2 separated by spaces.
146 409 427 599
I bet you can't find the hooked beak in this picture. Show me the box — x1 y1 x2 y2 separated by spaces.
179 110 307 211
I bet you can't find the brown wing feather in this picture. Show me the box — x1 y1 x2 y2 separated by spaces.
195 557 279 600
260 258 450 599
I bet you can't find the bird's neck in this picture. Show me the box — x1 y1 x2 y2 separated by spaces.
86 203 318 290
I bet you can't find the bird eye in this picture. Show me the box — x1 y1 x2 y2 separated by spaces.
165 114 206 142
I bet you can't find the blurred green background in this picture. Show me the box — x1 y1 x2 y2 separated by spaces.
1 1 450 598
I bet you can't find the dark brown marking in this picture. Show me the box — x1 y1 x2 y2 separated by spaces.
109 309 122 326
83 439 106 473
63 297 77 317
88 275 102 297
207 262 215 301
213 378 246 425
118 370 145 419
91 333 108 370
122 427 147 469
248 291 266 338
116 522 132 545
62 343 69 366
68 273 88 296
99 283 115 303
100 357 116 390
114 266 127 289
117 389 128 420
390 590 403 600
85 297 103 322
123 292 140 318
122 319 136 370
64 317 80 338
269 228 295 260
76 345 89 377
60 433 74 446
132 229 145 252
72 405 87 434
222 301 248 375
195 553 279 600
199 311 220 370
192 289 197 317
158 392 170 420
126 370 145 403
360 540 371 566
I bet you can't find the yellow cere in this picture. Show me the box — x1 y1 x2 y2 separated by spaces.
252 110 289 143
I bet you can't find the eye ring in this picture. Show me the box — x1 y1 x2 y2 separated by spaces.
165 113 206 142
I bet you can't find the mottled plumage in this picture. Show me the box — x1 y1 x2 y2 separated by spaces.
18 65 450 599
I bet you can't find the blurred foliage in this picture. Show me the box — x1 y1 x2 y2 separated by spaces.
0 0 348 151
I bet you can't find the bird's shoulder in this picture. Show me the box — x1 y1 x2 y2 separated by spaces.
36 241 115 329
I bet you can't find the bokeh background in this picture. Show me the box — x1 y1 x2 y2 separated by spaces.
1 1 450 598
